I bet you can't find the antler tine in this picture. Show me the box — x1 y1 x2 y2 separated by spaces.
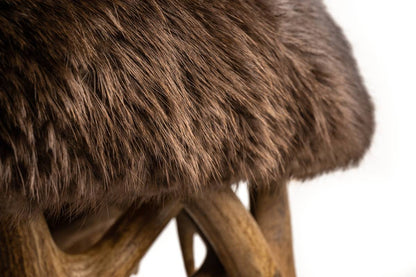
250 180 296 277
184 188 280 277
0 200 182 277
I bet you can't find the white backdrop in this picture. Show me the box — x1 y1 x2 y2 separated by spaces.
136 0 416 276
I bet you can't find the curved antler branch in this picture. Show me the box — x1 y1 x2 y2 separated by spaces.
177 210 226 277
0 200 182 277
177 210 197 275
250 180 296 277
67 200 182 276
184 188 279 277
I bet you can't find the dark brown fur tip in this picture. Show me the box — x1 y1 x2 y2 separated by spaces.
0 0 374 220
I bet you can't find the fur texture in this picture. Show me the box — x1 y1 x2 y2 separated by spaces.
0 0 374 219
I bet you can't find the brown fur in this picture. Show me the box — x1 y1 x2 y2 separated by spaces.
0 0 374 220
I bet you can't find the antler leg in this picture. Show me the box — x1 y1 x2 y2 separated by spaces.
250 180 296 277
177 210 225 277
177 211 198 276
184 188 280 277
49 207 122 254
68 200 182 276
0 200 181 277
0 209 66 277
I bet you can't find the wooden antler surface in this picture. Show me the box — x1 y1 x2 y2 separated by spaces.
0 201 181 277
0 185 295 277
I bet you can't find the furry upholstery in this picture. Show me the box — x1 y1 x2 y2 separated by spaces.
0 0 374 218
264 0 374 179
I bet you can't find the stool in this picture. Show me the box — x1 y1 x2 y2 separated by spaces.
0 1 374 276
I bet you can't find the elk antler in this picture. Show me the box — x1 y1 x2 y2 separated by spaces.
0 200 182 277
177 210 226 277
184 188 280 277
250 180 296 277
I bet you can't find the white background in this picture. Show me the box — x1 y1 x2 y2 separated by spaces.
136 0 416 276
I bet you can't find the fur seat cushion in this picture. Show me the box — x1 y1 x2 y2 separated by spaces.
0 0 373 218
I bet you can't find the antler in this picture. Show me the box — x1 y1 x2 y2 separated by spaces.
0 200 182 277
1 185 293 277
177 182 296 277
177 210 226 277
184 188 279 277
250 180 296 277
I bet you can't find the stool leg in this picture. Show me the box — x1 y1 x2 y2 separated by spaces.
50 207 122 254
191 246 226 277
177 210 225 277
0 200 181 277
0 209 66 277
185 188 280 277
177 211 197 276
250 180 296 277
